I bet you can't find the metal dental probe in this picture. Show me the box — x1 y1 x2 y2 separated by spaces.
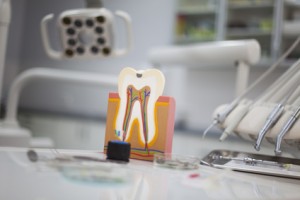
275 106 300 155
254 82 300 151
213 155 285 168
203 36 300 138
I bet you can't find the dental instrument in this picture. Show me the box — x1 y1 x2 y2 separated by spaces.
27 149 119 164
212 154 286 168
275 105 300 155
254 103 285 151
219 63 300 142
219 101 252 141
202 149 300 179
254 80 300 151
205 36 300 138
220 60 300 142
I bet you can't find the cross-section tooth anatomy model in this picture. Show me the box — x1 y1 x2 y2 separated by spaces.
104 67 176 161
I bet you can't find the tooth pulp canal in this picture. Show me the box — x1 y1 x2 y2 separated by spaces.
115 67 165 150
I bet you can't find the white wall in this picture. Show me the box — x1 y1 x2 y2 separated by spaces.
4 0 288 130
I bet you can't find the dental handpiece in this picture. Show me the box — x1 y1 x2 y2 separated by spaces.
202 100 239 138
254 81 300 151
275 106 300 155
219 102 252 141
254 103 285 151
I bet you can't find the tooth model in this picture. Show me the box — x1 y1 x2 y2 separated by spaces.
104 67 176 161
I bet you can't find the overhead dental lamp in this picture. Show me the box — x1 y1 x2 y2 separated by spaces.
41 7 132 59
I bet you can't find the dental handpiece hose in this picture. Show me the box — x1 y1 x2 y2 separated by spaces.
219 101 252 141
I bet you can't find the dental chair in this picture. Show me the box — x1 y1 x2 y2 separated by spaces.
148 37 300 158
0 1 132 147
148 39 261 130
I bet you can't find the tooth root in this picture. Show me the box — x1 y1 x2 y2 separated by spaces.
115 67 165 147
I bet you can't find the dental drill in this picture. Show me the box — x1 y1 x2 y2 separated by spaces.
219 101 252 141
275 105 300 155
254 80 300 151
254 103 285 151
204 36 300 140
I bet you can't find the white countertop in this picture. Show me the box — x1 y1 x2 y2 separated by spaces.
1 147 300 200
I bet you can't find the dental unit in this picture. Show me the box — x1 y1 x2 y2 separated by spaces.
219 59 300 142
148 40 261 138
208 36 300 145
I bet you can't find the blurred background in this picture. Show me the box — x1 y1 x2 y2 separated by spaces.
2 0 300 155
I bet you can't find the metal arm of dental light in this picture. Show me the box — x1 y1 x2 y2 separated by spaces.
0 0 11 115
149 39 261 97
0 68 117 147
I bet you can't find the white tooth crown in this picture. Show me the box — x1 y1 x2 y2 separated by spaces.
115 67 165 147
